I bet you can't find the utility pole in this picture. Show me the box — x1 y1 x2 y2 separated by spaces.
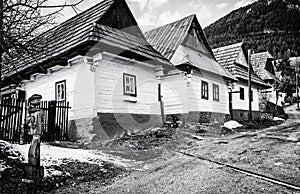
248 49 253 122
296 57 299 109
0 0 3 98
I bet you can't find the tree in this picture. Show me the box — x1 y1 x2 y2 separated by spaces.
277 58 296 97
0 0 84 94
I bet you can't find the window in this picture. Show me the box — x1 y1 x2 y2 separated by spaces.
55 80 66 101
201 81 209 100
240 87 244 100
123 73 137 97
213 84 219 101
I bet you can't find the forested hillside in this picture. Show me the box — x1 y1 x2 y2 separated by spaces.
204 0 300 59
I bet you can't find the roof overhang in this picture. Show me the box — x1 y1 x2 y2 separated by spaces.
171 45 237 81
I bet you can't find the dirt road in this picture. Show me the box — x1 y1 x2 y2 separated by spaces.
54 106 300 194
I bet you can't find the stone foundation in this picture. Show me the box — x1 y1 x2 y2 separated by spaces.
166 111 229 125
68 113 163 142
231 109 260 121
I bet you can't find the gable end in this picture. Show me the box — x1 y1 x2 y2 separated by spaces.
99 0 144 38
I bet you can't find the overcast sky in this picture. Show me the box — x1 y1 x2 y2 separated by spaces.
48 0 257 31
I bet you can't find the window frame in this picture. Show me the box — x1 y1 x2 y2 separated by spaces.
213 84 219 101
123 73 137 97
201 81 209 100
55 80 66 101
240 87 245 100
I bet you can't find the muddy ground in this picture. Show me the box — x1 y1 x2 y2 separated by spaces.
1 105 300 193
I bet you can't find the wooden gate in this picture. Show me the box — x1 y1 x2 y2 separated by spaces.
39 101 70 142
0 98 25 143
1 98 70 144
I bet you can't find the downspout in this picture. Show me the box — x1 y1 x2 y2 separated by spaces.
156 66 165 125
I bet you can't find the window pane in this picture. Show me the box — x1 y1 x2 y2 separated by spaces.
57 85 61 100
61 84 65 100
240 87 244 100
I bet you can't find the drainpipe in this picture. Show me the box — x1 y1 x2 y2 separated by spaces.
158 80 165 125
248 49 253 122
156 66 165 125
229 88 233 120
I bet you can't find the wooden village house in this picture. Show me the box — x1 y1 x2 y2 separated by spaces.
250 51 283 111
145 15 237 124
1 0 175 141
212 42 271 121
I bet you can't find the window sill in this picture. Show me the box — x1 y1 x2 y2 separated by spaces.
123 96 137 103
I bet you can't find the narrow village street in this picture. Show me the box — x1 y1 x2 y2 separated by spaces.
46 104 300 194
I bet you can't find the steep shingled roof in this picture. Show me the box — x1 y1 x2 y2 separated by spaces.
145 15 236 80
145 15 194 60
2 0 172 86
213 42 269 88
250 51 279 82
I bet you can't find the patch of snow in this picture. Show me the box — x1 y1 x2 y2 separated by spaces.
44 169 64 177
273 117 285 122
12 144 141 168
0 161 11 172
224 120 243 129
91 150 143 168
274 162 283 166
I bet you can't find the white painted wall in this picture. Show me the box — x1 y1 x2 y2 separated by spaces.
263 87 284 107
188 71 230 114
236 49 248 67
161 74 188 115
161 70 230 115
231 82 260 111
94 54 161 115
23 57 96 120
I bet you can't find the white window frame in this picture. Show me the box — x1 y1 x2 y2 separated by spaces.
123 73 137 97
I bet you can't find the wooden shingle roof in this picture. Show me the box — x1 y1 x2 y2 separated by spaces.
250 52 279 82
213 42 269 88
145 15 236 80
145 15 194 60
2 0 172 87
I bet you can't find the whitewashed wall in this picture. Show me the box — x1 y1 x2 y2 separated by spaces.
23 57 96 120
188 71 230 114
94 55 161 115
232 82 260 111
161 74 188 115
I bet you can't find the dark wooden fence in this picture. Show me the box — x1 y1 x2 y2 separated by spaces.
1 98 70 144
0 98 25 143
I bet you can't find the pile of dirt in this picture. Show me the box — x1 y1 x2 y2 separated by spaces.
0 140 25 179
104 127 175 150
0 157 126 194
0 140 126 193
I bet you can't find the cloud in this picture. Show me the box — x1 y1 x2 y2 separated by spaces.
234 0 257 9
157 11 183 25
127 0 169 11
216 3 228 9
137 10 184 32
127 0 148 10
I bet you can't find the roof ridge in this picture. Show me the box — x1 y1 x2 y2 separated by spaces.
212 42 244 51
33 0 115 41
145 14 195 34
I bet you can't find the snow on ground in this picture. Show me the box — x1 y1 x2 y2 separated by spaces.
223 120 243 129
12 144 140 168
273 117 285 122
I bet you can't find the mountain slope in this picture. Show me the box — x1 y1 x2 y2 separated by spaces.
204 0 300 59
